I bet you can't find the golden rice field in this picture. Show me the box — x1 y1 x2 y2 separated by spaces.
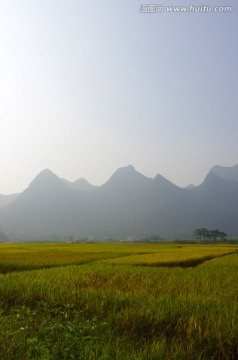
0 243 237 359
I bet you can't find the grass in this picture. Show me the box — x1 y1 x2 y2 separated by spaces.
102 245 237 267
0 243 237 359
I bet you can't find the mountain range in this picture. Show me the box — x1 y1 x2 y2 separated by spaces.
0 164 238 240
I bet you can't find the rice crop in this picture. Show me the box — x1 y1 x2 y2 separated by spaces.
0 243 237 359
102 244 238 267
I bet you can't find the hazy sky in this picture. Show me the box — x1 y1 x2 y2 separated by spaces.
0 0 237 194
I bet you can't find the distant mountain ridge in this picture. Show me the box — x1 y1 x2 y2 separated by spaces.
211 164 238 182
0 164 238 240
62 178 96 192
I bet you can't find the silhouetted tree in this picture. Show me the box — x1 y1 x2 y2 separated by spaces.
193 228 227 243
193 228 208 242
208 229 227 242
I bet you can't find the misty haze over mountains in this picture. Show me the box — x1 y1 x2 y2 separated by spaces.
0 164 238 240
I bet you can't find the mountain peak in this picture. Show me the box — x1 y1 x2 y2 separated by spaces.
125 164 135 171
34 168 58 179
112 165 148 178
24 169 73 198
115 165 136 173
154 173 169 182
9 168 75 212
154 173 179 189
29 169 60 188
102 165 151 189
210 164 238 182
62 178 95 191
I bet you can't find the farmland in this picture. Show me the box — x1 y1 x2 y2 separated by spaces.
0 243 237 359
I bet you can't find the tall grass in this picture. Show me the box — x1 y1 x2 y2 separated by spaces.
0 243 237 359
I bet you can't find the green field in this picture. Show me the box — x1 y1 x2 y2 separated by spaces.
0 243 237 359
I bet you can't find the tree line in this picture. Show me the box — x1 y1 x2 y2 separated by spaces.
193 228 227 243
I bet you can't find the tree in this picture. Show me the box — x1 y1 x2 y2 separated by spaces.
208 229 227 242
193 228 208 242
218 231 228 241
193 228 227 243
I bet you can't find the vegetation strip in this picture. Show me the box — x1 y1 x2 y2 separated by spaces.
0 244 237 359
134 250 238 268
0 252 134 275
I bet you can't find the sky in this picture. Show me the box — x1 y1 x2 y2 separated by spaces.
0 0 237 194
